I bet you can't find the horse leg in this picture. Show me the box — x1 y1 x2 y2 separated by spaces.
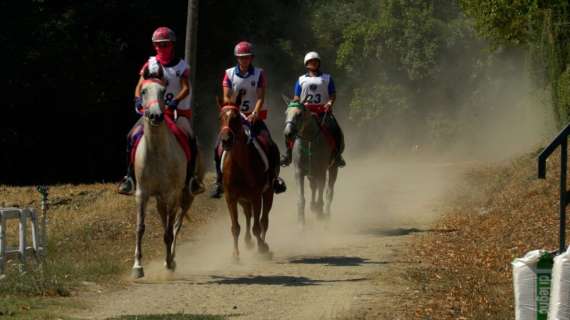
132 192 148 278
261 190 274 242
251 196 268 254
325 166 338 217
226 198 241 260
309 177 318 213
295 170 306 226
157 198 176 271
241 202 254 250
172 190 193 259
316 175 326 220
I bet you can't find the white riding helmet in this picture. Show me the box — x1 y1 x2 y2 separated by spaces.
304 51 321 66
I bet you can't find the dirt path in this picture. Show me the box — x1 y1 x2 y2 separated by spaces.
74 158 465 320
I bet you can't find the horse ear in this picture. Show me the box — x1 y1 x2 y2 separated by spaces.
143 66 151 80
144 59 165 80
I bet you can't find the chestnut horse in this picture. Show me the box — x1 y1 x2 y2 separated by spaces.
218 102 278 259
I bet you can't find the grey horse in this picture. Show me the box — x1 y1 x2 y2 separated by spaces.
283 99 339 225
131 76 200 278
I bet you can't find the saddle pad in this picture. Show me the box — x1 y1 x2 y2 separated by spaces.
131 116 191 164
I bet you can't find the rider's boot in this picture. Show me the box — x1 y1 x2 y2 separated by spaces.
186 136 205 195
118 151 135 195
273 177 287 194
209 150 224 199
333 154 346 168
280 144 292 167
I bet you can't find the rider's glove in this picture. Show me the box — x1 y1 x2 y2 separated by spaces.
166 99 179 110
134 97 143 115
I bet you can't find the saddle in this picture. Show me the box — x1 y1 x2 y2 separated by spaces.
218 115 270 173
131 115 192 164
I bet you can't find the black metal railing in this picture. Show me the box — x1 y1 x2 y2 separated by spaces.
538 123 570 253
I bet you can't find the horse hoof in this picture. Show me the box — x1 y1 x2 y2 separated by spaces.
132 267 144 279
258 242 270 253
245 240 255 250
258 250 273 261
231 255 240 264
165 261 176 271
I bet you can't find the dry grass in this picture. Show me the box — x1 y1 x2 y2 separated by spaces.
399 150 563 319
0 178 221 319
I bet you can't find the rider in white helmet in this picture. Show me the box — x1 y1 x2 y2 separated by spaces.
118 27 204 196
280 51 346 168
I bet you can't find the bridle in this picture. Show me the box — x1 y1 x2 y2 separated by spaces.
286 103 326 142
219 103 241 139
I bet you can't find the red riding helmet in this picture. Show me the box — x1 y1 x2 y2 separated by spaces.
152 27 176 42
234 41 254 57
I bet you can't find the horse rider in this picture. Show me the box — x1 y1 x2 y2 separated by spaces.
210 41 287 198
280 51 346 168
118 26 204 196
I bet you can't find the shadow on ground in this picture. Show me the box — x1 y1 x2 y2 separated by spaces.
205 275 368 287
365 227 457 237
287 256 387 267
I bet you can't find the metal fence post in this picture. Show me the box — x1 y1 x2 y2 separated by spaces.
561 138 568 253
0 214 5 277
37 186 48 256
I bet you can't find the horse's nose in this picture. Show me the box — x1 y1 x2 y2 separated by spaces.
148 112 163 123
284 123 296 139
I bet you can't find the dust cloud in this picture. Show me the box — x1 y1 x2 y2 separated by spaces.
144 48 555 280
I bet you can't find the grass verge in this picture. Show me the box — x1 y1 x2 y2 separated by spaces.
0 180 219 319
399 150 563 319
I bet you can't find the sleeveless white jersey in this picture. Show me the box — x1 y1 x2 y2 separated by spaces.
296 73 333 105
224 66 264 113
148 56 191 110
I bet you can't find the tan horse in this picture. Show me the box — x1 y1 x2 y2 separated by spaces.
131 75 199 278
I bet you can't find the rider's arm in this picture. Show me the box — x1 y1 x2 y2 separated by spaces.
223 87 233 104
174 76 190 102
252 71 266 116
293 79 301 102
134 76 144 98
222 72 233 104
326 77 337 109
253 86 265 115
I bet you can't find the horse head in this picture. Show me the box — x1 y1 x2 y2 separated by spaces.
141 61 167 127
218 102 242 151
284 101 306 140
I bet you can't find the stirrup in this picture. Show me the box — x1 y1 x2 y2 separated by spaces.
209 183 224 199
273 177 287 194
334 156 346 168
118 176 135 195
189 178 205 196
280 154 292 167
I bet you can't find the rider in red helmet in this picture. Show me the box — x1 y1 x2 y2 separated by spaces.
209 41 286 198
118 27 204 196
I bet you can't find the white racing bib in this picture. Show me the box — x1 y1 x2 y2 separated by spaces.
297 73 333 105
148 56 191 110
224 66 264 113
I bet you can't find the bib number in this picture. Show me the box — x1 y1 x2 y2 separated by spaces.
305 93 322 104
241 100 251 112
165 93 175 104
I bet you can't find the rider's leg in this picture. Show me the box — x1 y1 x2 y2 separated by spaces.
254 120 287 194
210 142 224 199
325 113 346 167
280 139 293 167
118 118 143 195
176 117 204 194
